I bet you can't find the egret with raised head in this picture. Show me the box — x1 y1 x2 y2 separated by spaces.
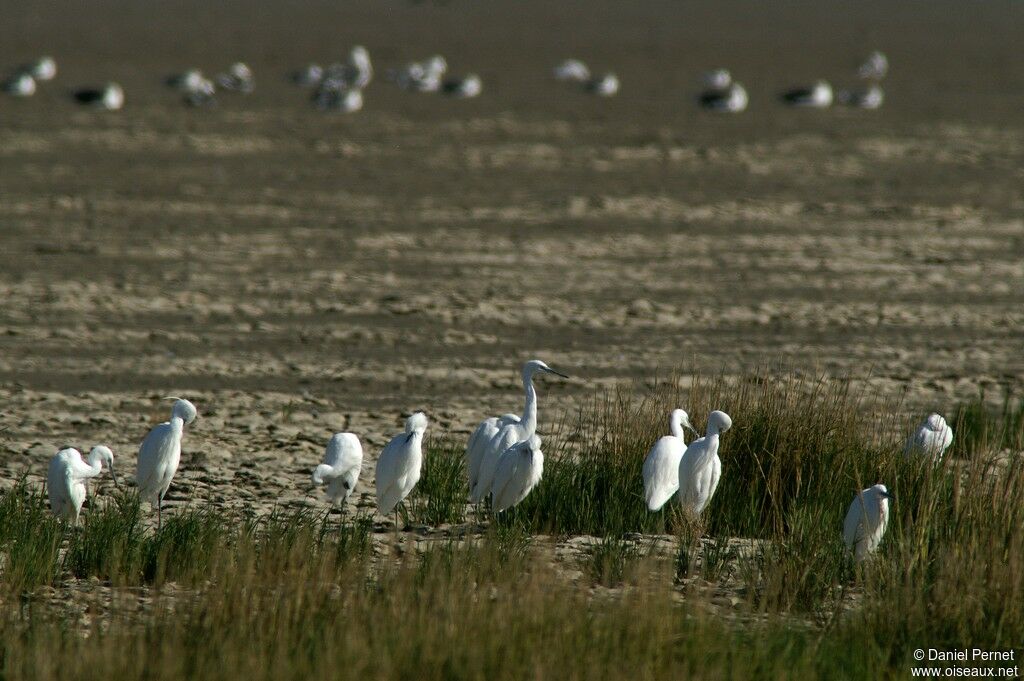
643 409 698 511
136 397 197 529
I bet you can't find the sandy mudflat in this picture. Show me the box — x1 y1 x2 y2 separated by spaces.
1 0 1023 517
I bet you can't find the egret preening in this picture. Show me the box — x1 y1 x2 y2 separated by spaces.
375 412 428 528
312 432 363 510
136 397 197 529
843 484 894 561
47 446 120 523
469 360 568 503
905 413 953 461
643 409 698 511
677 410 733 517
490 435 544 513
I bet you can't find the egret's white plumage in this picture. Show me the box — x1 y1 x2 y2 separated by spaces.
3 72 36 97
702 68 732 90
375 412 429 520
905 413 953 461
136 397 197 528
28 56 57 81
312 432 363 507
47 446 119 523
466 412 519 500
443 74 482 99
843 484 894 561
490 435 544 513
643 409 697 511
470 360 568 503
216 62 254 93
73 82 124 110
677 410 732 516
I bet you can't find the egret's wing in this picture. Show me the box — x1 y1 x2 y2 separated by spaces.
467 417 501 492
643 437 684 510
491 447 525 510
324 433 363 469
375 434 409 512
707 455 722 504
843 495 865 548
47 454 70 514
135 422 172 494
472 424 519 502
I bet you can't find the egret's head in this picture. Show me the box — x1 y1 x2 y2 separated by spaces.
427 56 447 75
925 413 946 431
707 410 733 435
90 445 120 489
873 484 895 503
405 411 428 434
351 46 370 64
168 397 198 425
523 359 569 381
671 408 699 435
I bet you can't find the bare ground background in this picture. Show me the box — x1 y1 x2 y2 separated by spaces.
1 0 1022 518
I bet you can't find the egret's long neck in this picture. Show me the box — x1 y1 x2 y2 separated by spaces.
84 452 104 477
669 415 685 440
520 371 538 433
171 415 185 439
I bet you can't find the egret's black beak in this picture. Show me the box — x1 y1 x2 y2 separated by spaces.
544 367 569 379
110 466 122 491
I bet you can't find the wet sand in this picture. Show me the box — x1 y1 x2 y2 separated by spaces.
1 0 1023 514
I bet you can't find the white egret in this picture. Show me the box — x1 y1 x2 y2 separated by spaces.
677 410 732 516
702 68 732 90
293 63 324 87
843 483 894 561
27 56 57 81
47 446 120 523
469 359 568 503
643 409 698 511
905 413 953 461
466 412 519 500
490 435 544 513
375 412 429 527
215 62 254 93
136 397 197 529
781 80 833 108
312 432 363 509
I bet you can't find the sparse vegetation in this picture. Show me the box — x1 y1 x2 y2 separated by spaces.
0 376 1022 679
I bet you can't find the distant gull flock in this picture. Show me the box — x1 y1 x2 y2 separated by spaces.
2 49 889 114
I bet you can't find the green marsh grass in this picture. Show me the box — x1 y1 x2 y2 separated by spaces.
0 376 1022 679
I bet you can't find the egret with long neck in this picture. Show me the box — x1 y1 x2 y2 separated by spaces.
136 397 198 529
677 410 732 517
47 445 120 523
643 409 698 511
470 359 568 503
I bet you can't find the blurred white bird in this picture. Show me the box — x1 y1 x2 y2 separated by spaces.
3 72 36 97
392 55 447 92
27 56 57 81
47 446 120 523
73 83 124 110
837 84 884 110
702 68 732 90
781 80 833 108
490 435 544 513
677 410 732 516
293 63 324 87
312 432 363 509
443 74 482 99
314 86 363 112
643 409 698 511
553 59 590 82
843 483 894 561
700 83 748 113
375 412 429 527
470 359 568 503
858 51 889 81
587 73 619 97
136 397 197 528
905 413 953 461
216 62 254 93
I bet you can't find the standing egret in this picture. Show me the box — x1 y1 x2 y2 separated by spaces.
470 360 568 503
312 432 364 510
136 397 197 529
677 410 733 517
466 412 518 500
843 484 894 561
905 413 953 461
643 409 698 511
375 412 428 528
490 435 544 513
47 446 120 523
